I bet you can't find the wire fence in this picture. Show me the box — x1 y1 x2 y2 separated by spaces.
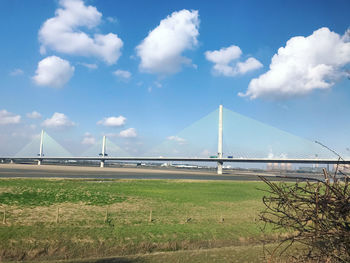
0 204 258 226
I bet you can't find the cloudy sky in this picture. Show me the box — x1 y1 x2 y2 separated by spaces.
0 0 349 156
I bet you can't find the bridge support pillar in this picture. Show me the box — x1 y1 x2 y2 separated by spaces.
100 160 105 168
217 161 223 175
10 159 14 164
38 159 42 166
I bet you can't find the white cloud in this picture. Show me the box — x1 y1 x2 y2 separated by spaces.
10 68 24 76
42 112 75 128
97 116 126 127
82 132 95 145
205 45 262 77
136 9 199 74
39 0 123 64
33 56 75 88
240 27 350 99
119 128 137 138
205 45 242 65
0 110 21 125
167 135 186 144
26 111 42 119
78 62 98 70
236 58 263 74
113 69 131 79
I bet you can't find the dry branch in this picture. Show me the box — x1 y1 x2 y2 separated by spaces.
259 167 350 262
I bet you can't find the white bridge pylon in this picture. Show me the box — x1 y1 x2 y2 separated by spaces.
38 130 44 165
100 135 106 168
217 105 223 175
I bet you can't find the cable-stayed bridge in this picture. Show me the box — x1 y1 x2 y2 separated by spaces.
1 105 349 174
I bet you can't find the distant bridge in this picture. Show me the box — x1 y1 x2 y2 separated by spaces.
1 156 349 165
1 105 349 174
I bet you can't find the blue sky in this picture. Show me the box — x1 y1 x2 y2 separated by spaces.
0 0 349 157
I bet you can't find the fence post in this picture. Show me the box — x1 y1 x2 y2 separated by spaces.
56 207 59 223
149 209 152 222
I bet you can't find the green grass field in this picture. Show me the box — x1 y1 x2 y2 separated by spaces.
0 178 286 262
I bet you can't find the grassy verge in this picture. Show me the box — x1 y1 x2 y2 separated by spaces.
0 178 282 261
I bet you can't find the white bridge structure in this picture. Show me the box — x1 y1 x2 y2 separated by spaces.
1 105 350 174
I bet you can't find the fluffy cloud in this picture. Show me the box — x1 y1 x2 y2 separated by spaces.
236 58 264 74
136 9 199 74
81 132 95 145
97 116 126 127
167 135 186 144
0 110 21 125
205 45 242 65
205 45 262 76
39 0 123 64
42 112 75 128
240 27 350 99
26 111 42 119
33 56 75 88
113 69 131 79
119 128 137 138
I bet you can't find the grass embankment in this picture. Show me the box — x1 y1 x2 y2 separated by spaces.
0 179 283 262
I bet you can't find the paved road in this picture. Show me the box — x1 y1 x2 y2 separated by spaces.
0 164 324 181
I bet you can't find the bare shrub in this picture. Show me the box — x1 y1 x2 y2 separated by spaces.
260 165 350 262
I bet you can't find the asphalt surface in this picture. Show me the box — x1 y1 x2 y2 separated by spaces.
0 163 324 181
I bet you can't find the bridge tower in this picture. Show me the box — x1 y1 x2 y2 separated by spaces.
217 105 223 175
38 130 44 165
100 135 106 168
